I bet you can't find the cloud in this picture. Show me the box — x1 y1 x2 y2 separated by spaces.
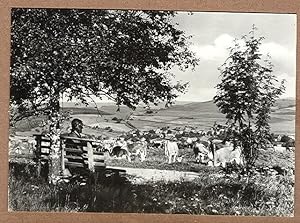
191 33 248 61
260 42 293 60
259 42 296 77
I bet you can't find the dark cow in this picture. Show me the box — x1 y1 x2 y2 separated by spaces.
110 146 131 161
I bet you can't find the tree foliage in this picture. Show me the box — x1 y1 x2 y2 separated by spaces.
214 26 285 168
10 9 199 124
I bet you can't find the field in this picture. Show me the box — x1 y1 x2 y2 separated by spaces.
8 99 295 216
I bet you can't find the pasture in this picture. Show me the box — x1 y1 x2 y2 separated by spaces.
8 99 295 216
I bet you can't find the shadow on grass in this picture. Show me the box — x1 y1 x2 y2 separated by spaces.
8 161 294 216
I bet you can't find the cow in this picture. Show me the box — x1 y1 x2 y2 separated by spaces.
163 140 179 164
150 138 165 149
207 143 244 168
110 138 131 162
110 146 131 161
186 137 194 149
102 138 117 154
193 141 211 163
127 139 148 162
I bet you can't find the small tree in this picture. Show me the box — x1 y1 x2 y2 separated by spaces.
214 26 285 169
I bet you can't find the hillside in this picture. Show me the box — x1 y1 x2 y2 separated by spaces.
129 98 295 134
12 98 295 136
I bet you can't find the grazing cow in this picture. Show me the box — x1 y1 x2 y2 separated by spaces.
127 139 148 162
110 146 131 161
193 142 211 163
207 144 244 168
102 138 117 154
150 138 165 149
110 138 131 162
163 140 179 164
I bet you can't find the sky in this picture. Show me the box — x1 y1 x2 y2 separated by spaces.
171 12 297 102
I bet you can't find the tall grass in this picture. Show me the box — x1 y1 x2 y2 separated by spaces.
8 161 294 216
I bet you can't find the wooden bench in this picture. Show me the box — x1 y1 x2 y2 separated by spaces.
60 135 106 174
34 134 126 181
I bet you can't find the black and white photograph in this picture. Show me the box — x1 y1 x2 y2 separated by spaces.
8 8 296 216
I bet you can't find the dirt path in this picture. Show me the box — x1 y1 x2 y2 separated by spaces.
106 166 202 184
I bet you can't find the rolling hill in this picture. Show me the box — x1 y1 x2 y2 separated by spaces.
13 98 295 136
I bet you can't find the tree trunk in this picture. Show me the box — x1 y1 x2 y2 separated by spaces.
47 97 62 184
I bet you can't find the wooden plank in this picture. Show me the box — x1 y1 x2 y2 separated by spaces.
41 148 50 153
93 151 104 155
64 158 86 164
65 155 84 160
105 168 126 173
41 141 51 147
87 142 94 172
41 137 51 141
60 135 101 143
94 162 106 167
65 140 86 145
93 154 105 162
64 161 85 168
64 148 84 154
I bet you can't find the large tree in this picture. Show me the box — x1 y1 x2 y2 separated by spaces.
10 9 199 182
214 26 285 169
10 9 198 124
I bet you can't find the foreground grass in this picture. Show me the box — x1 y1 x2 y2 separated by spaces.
8 161 294 216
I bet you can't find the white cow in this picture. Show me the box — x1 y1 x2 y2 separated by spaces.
208 144 244 168
163 140 179 164
127 140 148 162
193 142 211 163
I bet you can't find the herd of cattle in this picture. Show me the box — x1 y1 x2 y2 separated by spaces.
94 124 295 168
9 123 295 169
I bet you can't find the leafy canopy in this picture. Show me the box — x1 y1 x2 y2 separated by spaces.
214 26 285 167
10 9 199 123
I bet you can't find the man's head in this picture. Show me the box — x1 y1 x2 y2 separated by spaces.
71 118 83 133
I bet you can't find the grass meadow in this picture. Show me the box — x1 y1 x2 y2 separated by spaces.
8 148 294 216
